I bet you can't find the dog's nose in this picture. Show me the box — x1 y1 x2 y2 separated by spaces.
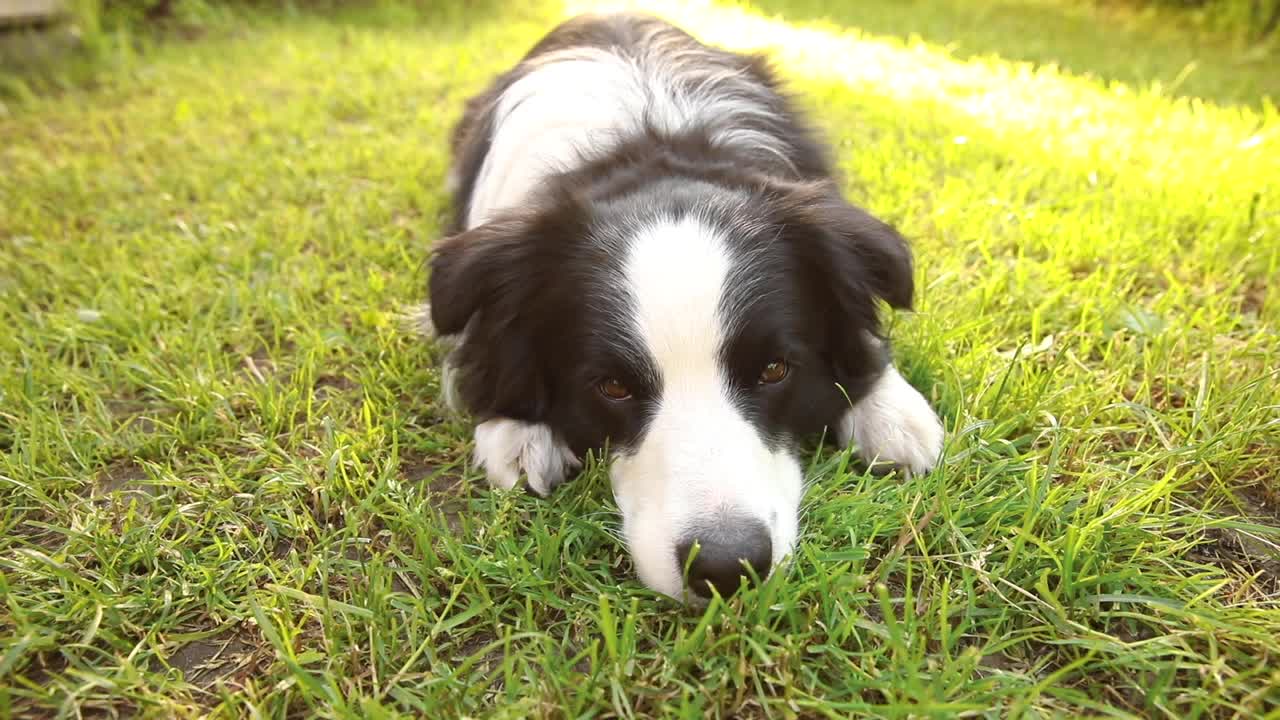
676 516 772 598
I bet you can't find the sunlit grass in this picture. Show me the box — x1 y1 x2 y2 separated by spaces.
1 0 1278 717
580 0 1278 231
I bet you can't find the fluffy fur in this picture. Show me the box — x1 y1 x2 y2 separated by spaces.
427 13 945 601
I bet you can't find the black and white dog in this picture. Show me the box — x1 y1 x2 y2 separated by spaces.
426 13 944 601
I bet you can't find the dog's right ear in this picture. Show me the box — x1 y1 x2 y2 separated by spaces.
429 188 588 336
428 218 544 418
428 218 531 336
426 200 589 421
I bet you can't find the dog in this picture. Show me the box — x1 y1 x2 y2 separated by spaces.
426 12 945 601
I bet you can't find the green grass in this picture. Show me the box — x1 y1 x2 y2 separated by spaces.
2 0 1278 716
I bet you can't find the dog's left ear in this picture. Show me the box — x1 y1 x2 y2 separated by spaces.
777 181 914 393
782 182 914 314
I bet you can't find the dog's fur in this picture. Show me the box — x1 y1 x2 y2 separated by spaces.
427 13 944 600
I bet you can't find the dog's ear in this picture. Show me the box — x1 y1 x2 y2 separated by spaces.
782 182 914 314
428 218 525 337
778 182 914 392
427 202 587 421
428 217 546 419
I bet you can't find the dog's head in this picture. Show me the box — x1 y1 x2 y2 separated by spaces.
428 175 912 600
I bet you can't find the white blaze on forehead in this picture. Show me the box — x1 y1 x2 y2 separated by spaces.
622 214 732 385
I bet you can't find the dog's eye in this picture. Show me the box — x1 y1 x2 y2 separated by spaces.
758 359 789 385
598 378 632 400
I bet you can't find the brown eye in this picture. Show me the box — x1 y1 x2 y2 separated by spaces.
758 359 789 385
598 378 632 400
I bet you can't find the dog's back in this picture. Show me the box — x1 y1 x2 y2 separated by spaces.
447 13 829 232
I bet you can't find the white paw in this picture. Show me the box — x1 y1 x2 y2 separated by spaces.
838 366 944 476
473 418 581 496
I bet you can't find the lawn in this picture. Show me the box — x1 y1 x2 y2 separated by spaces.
1 0 1278 717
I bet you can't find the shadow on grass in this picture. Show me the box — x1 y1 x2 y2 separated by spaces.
742 0 1279 107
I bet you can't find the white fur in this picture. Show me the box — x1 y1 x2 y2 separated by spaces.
838 366 945 475
609 215 802 599
473 418 581 496
467 46 790 227
439 360 463 414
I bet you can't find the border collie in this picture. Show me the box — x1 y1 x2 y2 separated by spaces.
426 13 944 601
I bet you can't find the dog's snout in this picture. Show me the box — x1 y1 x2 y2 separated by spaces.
676 516 772 598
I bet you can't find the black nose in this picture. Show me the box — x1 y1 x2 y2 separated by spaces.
676 516 772 598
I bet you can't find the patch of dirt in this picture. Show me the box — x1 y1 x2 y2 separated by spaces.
1231 461 1280 522
1183 452 1280 598
426 467 466 497
4 650 93 718
267 529 319 561
168 626 267 691
241 352 278 385
219 337 297 387
13 646 68 689
451 628 501 672
403 449 465 485
1191 525 1280 597
12 519 64 552
80 460 163 536
1119 378 1187 411
93 460 156 501
400 450 468 533
1106 615 1162 645
391 570 415 596
104 397 169 435
975 650 1024 674
1240 279 1267 316
1068 260 1097 279
313 373 358 401
1147 380 1187 411
1094 428 1146 455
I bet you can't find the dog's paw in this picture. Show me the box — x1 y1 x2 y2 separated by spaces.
838 367 944 476
474 418 581 496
